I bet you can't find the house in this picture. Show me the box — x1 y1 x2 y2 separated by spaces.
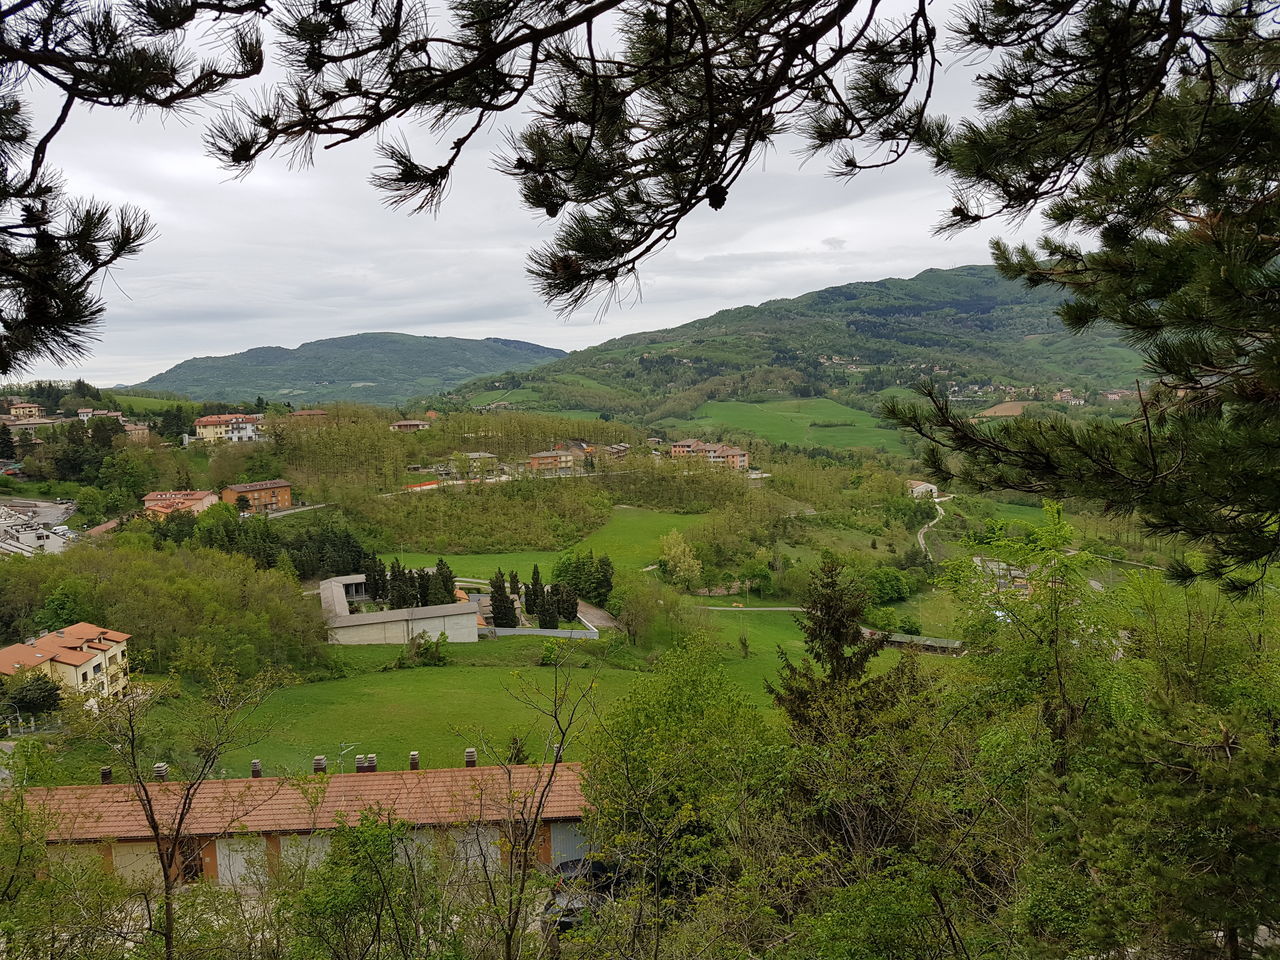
123 422 151 443
390 419 432 433
142 491 218 518
28 760 587 888
602 443 632 459
193 414 264 443
288 409 327 421
221 479 293 514
9 402 43 419
8 417 62 434
907 480 938 499
670 439 750 469
0 622 130 698
0 505 68 556
76 408 94 421
87 410 123 421
528 449 581 476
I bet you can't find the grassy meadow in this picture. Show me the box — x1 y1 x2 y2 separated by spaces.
668 398 910 453
383 505 702 578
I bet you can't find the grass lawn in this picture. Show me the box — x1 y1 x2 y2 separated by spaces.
675 398 909 454
383 505 703 577
103 393 195 411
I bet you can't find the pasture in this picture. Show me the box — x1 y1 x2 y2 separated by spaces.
675 398 910 453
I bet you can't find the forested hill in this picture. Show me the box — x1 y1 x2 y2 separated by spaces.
445 264 1145 421
132 333 566 404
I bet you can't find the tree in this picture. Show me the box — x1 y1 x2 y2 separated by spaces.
7 671 60 716
875 4 1280 589
434 557 457 596
235 494 251 514
70 670 286 960
508 569 520 598
210 0 939 314
766 556 881 731
591 555 615 606
658 530 702 592
537 590 559 630
556 584 578 624
0 0 266 374
526 565 544 619
0 423 13 459
489 570 519 628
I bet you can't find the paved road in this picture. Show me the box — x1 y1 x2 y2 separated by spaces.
264 503 329 519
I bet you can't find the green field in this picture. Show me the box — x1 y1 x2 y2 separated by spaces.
672 398 910 453
467 388 540 407
384 505 703 578
224 608 958 774
104 393 195 411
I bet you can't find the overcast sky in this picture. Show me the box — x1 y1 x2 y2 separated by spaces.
22 10 1040 387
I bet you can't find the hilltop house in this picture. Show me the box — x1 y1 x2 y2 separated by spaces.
390 419 432 433
28 760 587 888
123 422 151 443
0 622 130 698
907 480 939 499
221 480 293 514
142 491 218 518
194 414 264 443
671 439 750 470
9 402 43 419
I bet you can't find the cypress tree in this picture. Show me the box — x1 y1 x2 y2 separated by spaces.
537 589 559 629
590 555 614 605
434 557 456 595
509 569 520 597
558 584 578 623
416 569 433 607
528 564 543 617
0 423 13 459
488 569 518 628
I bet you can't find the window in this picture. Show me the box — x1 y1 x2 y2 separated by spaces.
93 663 101 675
80 671 88 683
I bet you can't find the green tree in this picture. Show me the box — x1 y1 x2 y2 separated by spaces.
0 423 13 459
658 529 702 592
526 564 543 619
7 671 61 715
32 577 97 633
489 570 519 628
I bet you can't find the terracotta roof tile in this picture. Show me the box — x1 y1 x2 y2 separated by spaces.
31 763 583 843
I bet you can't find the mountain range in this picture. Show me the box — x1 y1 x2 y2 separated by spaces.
132 333 566 405
131 266 1145 410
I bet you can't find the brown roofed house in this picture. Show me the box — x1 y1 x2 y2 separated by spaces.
221 480 293 514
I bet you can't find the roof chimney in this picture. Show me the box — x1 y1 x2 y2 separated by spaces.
366 753 378 773
250 760 262 779
464 747 477 768
153 762 168 782
355 754 366 773
313 755 327 774
409 750 420 771
99 766 112 784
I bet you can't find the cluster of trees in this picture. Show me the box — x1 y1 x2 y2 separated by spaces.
549 551 614 606
489 566 581 629
362 557 458 610
0 538 329 677
148 506 372 581
340 479 613 554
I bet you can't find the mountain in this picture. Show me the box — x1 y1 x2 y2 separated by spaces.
133 333 567 405
443 264 1145 423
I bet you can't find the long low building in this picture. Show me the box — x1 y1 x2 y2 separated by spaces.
30 761 587 887
318 574 482 643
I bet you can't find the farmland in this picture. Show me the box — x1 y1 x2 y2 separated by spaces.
665 398 910 453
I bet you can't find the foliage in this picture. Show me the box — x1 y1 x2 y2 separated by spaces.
551 550 614 606
6 671 61 715
658 530 702 591
489 570 519 628
0 539 329 676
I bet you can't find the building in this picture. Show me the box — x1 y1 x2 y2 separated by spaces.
123 422 151 443
142 490 218 518
9 402 43 419
602 443 632 459
221 479 293 514
76 408 94 421
8 417 63 434
28 761 587 888
318 574 481 644
528 449 581 476
85 410 123 421
0 505 68 556
0 622 130 697
907 480 939 499
670 439 750 469
193 414 264 442
390 419 432 433
289 409 327 419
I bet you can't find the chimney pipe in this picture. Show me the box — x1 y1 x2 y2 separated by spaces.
355 754 366 773
366 753 377 773
464 747 477 768
313 755 327 774
251 759 262 779
409 751 420 771
99 766 112 784
153 762 168 782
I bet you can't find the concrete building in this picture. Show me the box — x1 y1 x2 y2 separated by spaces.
318 575 482 644
0 622 130 697
142 490 218 518
29 761 586 888
194 414 264 442
123 422 151 443
670 439 750 469
0 505 69 556
528 449 581 476
390 419 432 432
9 402 43 419
221 479 293 514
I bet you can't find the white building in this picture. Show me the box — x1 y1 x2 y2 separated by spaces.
907 480 939 499
0 505 69 556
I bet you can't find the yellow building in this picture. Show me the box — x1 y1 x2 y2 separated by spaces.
0 623 130 698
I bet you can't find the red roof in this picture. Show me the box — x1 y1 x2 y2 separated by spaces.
31 763 584 843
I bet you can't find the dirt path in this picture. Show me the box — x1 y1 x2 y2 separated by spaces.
577 601 620 631
916 495 952 561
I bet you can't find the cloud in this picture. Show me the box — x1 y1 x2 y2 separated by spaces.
20 24 1043 386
